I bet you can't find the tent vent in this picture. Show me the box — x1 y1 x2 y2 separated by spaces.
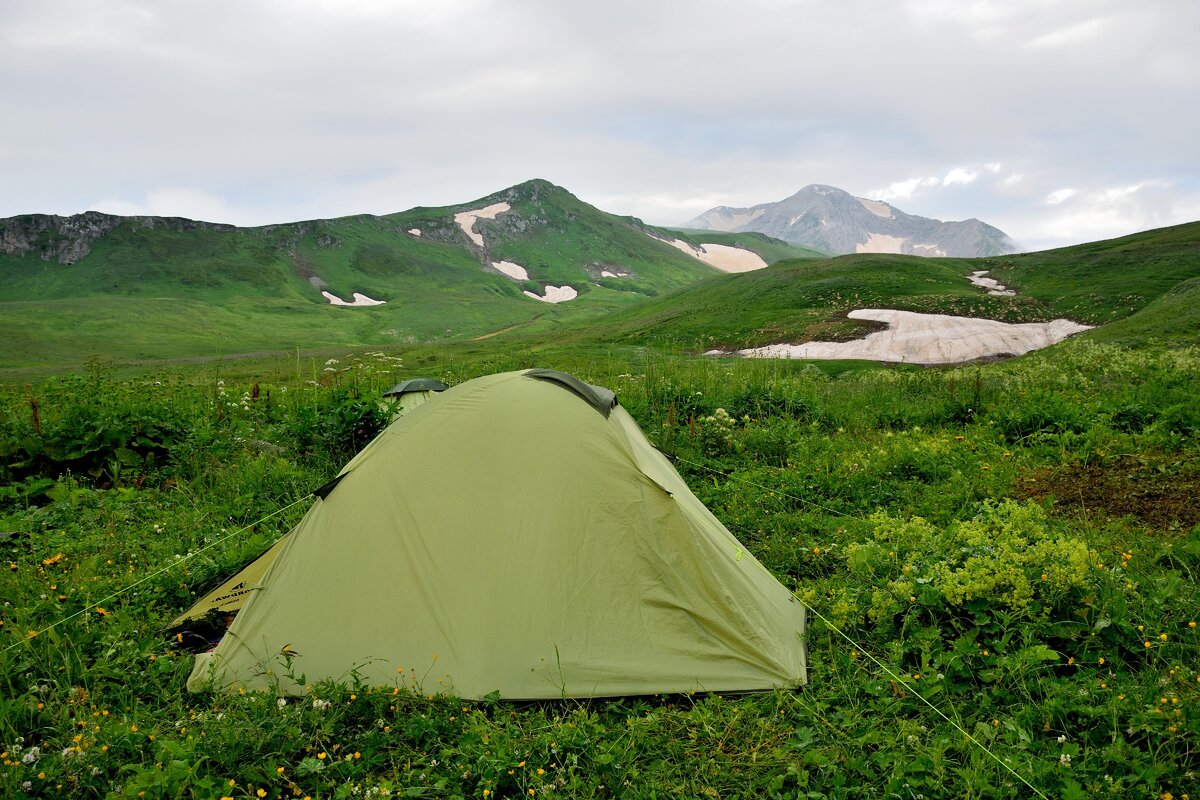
384 378 449 398
524 369 618 417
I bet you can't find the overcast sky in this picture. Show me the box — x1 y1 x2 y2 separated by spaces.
2 0 1197 251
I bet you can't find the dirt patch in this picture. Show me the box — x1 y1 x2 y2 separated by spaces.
1017 454 1200 531
803 314 890 343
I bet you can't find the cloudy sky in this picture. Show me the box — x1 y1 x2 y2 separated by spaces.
3 0 1197 251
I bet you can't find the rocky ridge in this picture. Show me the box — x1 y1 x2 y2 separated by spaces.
0 212 236 265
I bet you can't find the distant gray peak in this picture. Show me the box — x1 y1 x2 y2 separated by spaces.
685 184 1020 258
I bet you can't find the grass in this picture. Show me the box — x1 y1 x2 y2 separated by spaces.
1 337 1198 798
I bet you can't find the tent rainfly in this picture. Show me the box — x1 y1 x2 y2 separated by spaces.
169 378 450 630
184 369 806 699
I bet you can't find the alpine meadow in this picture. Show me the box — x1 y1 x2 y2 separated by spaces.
2 175 1199 800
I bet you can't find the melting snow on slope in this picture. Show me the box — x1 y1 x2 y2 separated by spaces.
855 233 909 254
714 309 1090 365
454 202 511 247
658 237 768 273
968 270 1016 296
858 198 894 218
492 260 530 281
322 291 386 307
524 285 578 303
407 228 421 236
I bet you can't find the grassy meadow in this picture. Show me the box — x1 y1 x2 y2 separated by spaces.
1 332 1198 798
2 219 1199 797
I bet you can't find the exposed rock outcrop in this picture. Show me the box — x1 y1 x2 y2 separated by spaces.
0 212 235 264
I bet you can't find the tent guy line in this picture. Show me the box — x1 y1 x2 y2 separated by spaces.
804 602 1052 800
1 494 312 657
671 454 853 520
672 453 1053 799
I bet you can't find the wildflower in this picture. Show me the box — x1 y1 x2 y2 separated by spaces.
1190 622 1197 629
1060 753 1071 766
22 747 40 764
95 608 108 617
1057 735 1067 743
1160 633 1168 641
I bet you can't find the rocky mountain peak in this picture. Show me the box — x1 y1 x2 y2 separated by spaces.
685 185 1020 258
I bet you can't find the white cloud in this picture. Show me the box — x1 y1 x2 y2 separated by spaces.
870 176 941 202
943 168 979 186
1024 16 1110 49
90 188 242 224
1045 189 1077 205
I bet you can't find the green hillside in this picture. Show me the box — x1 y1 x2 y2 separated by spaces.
551 221 1200 352
0 180 814 370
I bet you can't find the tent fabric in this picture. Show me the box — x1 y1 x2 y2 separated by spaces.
186 369 806 699
171 379 449 629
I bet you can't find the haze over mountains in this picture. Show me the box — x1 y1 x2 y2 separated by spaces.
685 184 1021 258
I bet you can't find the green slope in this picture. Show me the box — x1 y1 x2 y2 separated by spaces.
0 180 808 368
984 220 1200 325
548 221 1200 352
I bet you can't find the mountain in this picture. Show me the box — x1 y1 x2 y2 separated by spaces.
0 179 816 369
685 184 1020 258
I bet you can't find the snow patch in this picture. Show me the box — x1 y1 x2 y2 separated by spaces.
600 270 630 278
453 202 511 247
322 291 386 307
407 228 421 237
911 243 948 257
968 270 1016 296
855 233 909 254
858 198 894 218
722 309 1089 365
658 236 768 273
524 285 578 303
492 260 529 281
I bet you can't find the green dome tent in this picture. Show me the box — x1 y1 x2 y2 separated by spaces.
186 369 806 699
